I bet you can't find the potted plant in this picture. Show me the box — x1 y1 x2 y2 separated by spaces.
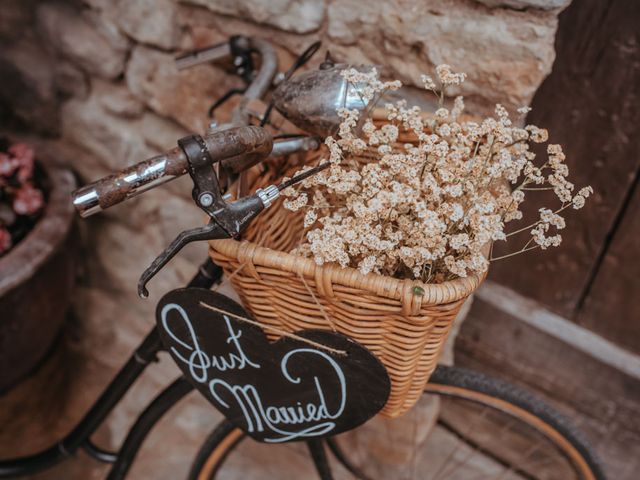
0 139 77 391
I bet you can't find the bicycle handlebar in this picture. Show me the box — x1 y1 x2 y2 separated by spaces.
72 126 272 218
71 36 321 218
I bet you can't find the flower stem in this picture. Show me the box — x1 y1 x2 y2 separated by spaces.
505 203 572 237
490 244 539 261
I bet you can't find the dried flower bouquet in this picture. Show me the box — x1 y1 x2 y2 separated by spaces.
282 66 592 284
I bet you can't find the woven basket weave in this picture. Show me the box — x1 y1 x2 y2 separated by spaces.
209 119 487 418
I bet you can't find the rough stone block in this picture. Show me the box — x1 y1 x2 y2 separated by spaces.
126 45 239 133
36 2 129 79
114 0 180 50
62 85 155 171
475 0 570 10
328 0 559 112
184 0 325 34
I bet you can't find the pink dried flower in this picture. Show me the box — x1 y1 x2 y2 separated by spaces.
9 143 35 163
9 143 36 182
13 184 44 215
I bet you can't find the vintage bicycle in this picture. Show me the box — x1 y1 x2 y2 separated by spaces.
0 36 606 480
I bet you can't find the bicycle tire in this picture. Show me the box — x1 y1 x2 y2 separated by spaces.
188 365 606 480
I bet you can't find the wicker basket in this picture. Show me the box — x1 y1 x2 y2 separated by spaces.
209 119 487 418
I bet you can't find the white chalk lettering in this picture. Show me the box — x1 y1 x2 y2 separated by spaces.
209 348 346 442
161 303 261 383
160 302 347 442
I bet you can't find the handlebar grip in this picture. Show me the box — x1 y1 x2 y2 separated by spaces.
72 126 272 218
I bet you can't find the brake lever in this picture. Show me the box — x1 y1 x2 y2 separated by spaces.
137 191 268 298
137 133 255 298
137 220 225 298
136 133 329 298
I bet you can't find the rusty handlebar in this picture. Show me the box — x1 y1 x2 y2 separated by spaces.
71 126 273 218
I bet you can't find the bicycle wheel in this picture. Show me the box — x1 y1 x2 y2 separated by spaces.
188 365 605 480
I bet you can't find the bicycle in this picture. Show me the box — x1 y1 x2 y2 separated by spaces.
0 36 606 480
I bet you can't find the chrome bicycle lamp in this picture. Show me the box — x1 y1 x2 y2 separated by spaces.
271 63 376 138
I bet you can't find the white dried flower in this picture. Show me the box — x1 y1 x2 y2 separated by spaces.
531 223 562 250
539 208 566 229
495 104 512 127
450 233 470 250
341 67 402 102
281 66 591 282
283 193 308 212
421 74 437 90
435 64 466 86
572 186 593 210
304 209 318 228
434 108 449 121
358 255 377 275
526 125 549 143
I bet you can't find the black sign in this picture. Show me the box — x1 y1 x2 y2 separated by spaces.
156 288 390 443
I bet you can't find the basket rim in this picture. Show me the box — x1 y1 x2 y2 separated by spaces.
209 237 486 308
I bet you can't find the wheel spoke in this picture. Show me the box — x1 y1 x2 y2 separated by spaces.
440 412 517 479
431 407 490 480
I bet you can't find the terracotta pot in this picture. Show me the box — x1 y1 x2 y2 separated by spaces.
0 164 77 391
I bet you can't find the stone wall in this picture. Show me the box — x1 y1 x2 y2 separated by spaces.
0 0 570 477
0 0 571 310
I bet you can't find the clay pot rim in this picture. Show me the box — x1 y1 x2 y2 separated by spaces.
0 164 76 296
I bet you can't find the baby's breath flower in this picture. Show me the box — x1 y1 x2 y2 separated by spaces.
358 255 377 275
438 124 452 137
572 196 586 209
421 74 437 90
577 186 594 197
526 125 549 143
434 108 449 121
504 210 523 222
444 255 468 277
571 186 593 210
435 64 466 86
512 190 525 203
341 67 402 102
539 208 566 229
283 193 308 212
304 209 318 228
547 144 563 155
531 223 562 249
450 233 470 250
495 104 512 127
548 174 574 203
282 66 590 282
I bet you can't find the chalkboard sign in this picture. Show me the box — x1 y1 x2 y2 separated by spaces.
156 288 390 443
